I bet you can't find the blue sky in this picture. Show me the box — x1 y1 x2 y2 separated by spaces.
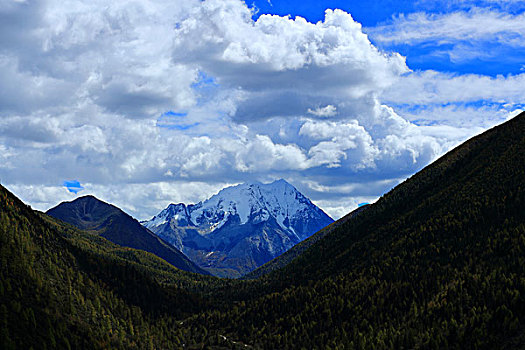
0 0 523 220
249 0 525 76
63 180 84 194
249 0 416 25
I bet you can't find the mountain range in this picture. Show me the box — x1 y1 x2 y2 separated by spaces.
1 111 524 348
142 179 333 277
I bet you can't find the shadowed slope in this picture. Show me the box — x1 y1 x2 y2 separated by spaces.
47 195 208 275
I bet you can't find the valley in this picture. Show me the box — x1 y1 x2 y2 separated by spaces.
1 112 524 348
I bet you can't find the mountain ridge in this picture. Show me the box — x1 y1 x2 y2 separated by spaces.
46 195 208 275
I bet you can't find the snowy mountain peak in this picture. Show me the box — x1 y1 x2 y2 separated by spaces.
144 202 190 229
187 179 312 231
166 203 188 214
142 179 334 277
145 179 316 232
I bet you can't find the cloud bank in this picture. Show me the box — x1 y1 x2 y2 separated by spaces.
0 0 520 219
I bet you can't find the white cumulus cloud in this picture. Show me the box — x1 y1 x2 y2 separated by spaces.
0 0 518 220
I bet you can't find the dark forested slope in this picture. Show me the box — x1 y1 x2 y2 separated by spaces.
275 112 525 283
0 186 186 349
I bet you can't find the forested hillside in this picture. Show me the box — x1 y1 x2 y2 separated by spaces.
1 112 524 349
0 185 250 349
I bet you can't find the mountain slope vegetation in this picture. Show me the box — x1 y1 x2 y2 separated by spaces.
0 186 185 349
1 112 524 349
0 184 255 349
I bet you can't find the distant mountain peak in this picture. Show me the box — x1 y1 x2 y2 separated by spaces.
46 195 207 275
71 194 103 202
143 179 333 277
59 195 117 213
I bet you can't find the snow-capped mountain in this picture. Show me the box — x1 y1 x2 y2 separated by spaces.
142 179 333 277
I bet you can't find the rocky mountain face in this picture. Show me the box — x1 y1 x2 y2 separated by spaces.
143 179 333 277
